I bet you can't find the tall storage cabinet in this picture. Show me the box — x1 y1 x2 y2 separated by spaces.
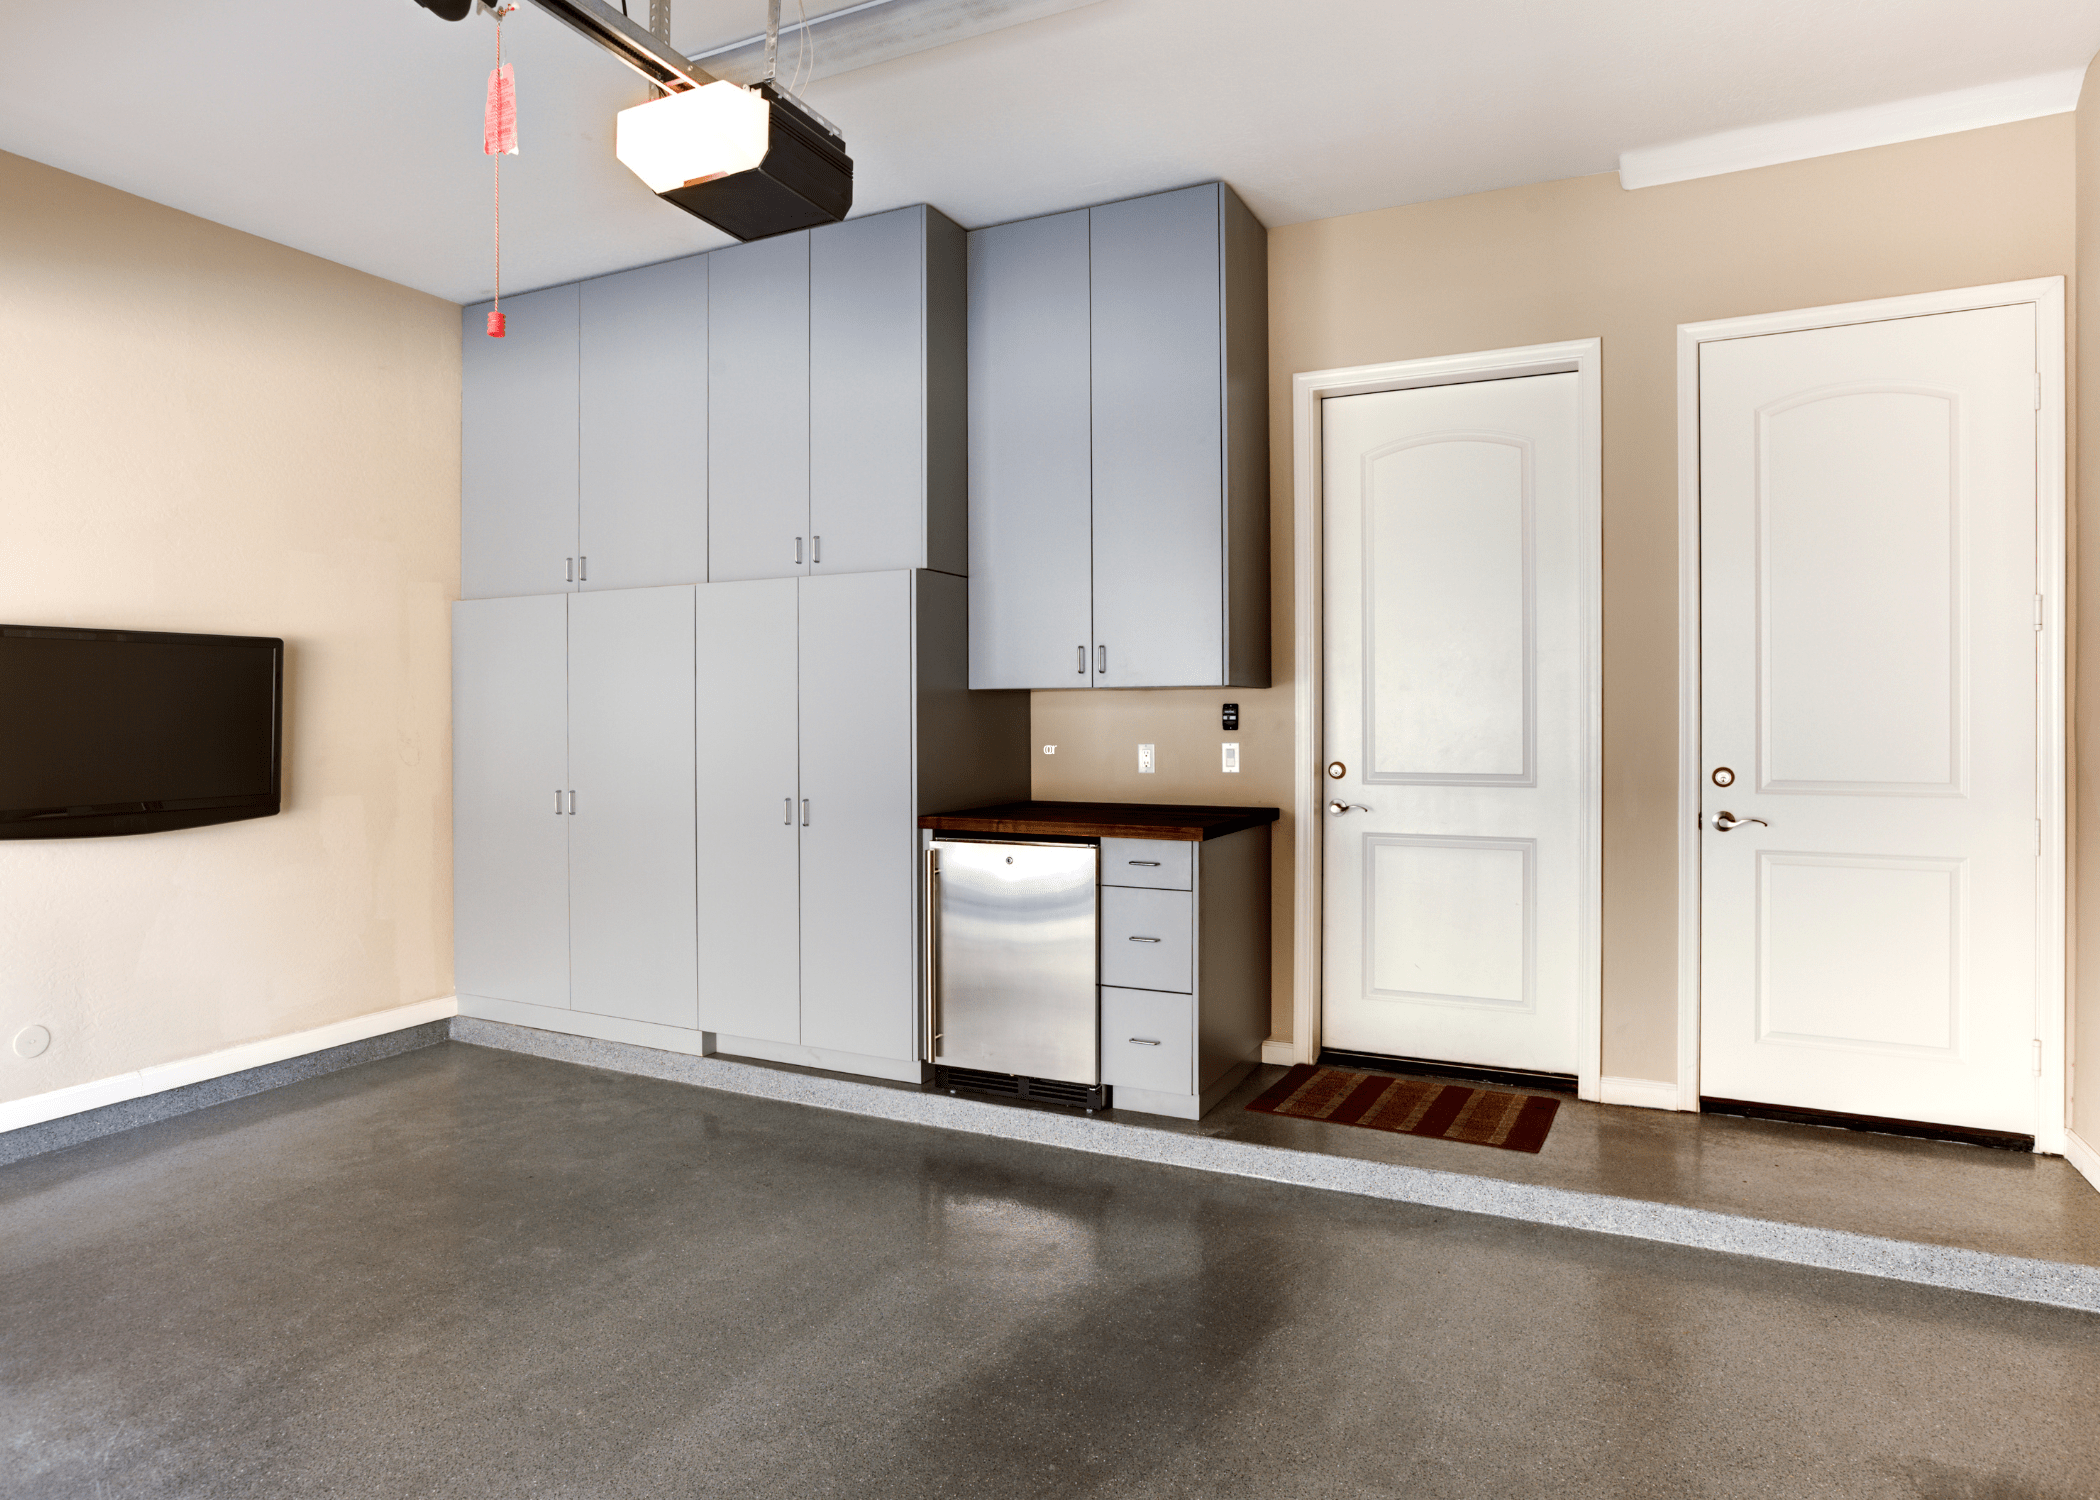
967 181 1270 689
462 285 579 601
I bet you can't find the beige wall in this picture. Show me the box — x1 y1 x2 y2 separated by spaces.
1036 116 2075 1081
2077 62 2100 1148
0 151 460 1105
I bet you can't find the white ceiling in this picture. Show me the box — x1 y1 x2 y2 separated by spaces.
1 0 2096 304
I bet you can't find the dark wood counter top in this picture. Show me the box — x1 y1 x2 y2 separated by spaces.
918 800 1280 842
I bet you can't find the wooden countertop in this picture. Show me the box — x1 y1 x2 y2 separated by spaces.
918 800 1280 842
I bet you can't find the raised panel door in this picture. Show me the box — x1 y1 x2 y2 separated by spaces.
1089 184 1224 688
798 570 917 1061
694 578 802 1045
462 284 580 599
567 586 698 1029
452 594 570 1006
708 233 810 582
810 207 925 575
580 256 707 590
967 209 1095 689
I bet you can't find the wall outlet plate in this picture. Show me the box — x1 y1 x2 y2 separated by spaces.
1043 745 1057 755
1137 743 1155 773
1222 742 1240 773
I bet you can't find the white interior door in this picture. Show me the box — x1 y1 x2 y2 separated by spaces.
1699 305 2041 1136
1321 372 1592 1076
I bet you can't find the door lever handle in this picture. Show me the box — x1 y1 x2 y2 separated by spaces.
1712 810 1767 832
1328 801 1371 816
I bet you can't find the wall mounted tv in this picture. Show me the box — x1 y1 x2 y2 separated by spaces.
0 624 283 840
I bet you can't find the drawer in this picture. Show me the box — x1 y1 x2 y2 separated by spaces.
1100 886 1193 993
1101 837 1193 890
1101 986 1194 1095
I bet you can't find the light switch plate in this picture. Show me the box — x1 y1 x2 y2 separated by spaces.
1137 743 1155 773
1221 742 1240 773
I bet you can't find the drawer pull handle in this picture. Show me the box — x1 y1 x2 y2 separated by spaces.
1128 935 1161 943
1129 1037 1161 1046
1128 860 1161 867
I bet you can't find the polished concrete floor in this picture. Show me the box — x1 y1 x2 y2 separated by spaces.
5 1042 2097 1500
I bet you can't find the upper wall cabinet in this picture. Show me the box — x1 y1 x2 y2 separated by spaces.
709 204 968 582
968 181 1270 690
463 259 708 598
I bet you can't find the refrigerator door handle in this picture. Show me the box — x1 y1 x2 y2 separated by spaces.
923 845 941 1062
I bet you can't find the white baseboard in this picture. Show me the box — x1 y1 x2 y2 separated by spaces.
2065 1130 2100 1196
1599 1075 1686 1111
1260 1038 1299 1066
0 995 459 1135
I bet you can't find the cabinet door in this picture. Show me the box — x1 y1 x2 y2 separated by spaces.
708 233 810 582
462 284 579 599
798 571 917 1061
453 595 570 1006
694 578 802 1044
810 207 928 576
1089 184 1226 687
580 256 708 590
966 209 1095 689
567 586 698 1029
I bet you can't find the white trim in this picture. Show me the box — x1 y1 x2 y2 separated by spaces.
0 995 460 1135
2066 1130 2100 1195
1291 340 1604 1099
1619 70 2082 190
1260 1038 1298 1066
1599 1076 1683 1112
1675 277 2069 1147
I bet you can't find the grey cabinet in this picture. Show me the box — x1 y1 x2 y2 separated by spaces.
708 233 810 582
462 284 579 600
580 257 708 591
696 569 1032 1073
968 181 1270 690
810 206 969 578
452 588 698 1029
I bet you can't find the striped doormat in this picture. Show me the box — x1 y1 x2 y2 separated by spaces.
1246 1064 1561 1154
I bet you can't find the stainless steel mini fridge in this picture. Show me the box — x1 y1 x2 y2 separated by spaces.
924 838 1101 1105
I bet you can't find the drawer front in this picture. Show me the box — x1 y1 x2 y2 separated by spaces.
1100 886 1193 993
1100 837 1193 890
1101 986 1194 1095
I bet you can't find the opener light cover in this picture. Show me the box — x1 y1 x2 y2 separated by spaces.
616 81 771 194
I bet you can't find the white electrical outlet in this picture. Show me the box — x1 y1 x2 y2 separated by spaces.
1043 745 1057 755
1137 743 1155 773
1221 742 1240 773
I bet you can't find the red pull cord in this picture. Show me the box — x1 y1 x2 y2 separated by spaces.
485 7 518 337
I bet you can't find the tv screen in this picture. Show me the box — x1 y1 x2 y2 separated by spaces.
0 624 283 839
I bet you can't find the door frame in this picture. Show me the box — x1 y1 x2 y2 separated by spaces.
1674 278 2068 1151
1290 340 1605 1099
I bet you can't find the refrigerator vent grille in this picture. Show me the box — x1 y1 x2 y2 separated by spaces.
935 1066 1109 1112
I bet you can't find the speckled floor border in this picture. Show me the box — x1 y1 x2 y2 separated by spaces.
452 1016 2100 1315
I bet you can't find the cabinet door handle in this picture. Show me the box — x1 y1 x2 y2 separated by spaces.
565 557 574 583
1128 860 1161 867
1128 935 1161 943
578 556 587 582
1077 645 1086 675
1129 1037 1161 1046
794 536 804 565
784 797 793 826
812 535 821 564
801 798 810 826
567 790 576 815
555 789 564 815
1097 645 1107 674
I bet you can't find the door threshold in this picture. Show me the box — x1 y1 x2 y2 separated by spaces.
1699 1096 2034 1153
1317 1048 1578 1097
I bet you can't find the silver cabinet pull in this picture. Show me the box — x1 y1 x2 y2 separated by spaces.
1097 644 1107 674
1712 810 1768 832
1128 860 1160 867
794 536 804 565
555 789 563 815
801 798 810 826
1077 645 1086 674
1129 1038 1161 1046
567 790 576 815
812 535 822 564
784 797 793 826
1128 935 1161 943
578 555 587 582
565 557 574 583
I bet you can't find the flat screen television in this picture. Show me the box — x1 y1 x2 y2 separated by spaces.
0 624 283 840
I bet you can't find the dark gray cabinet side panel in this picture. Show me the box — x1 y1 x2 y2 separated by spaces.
1221 185 1272 688
811 207 927 575
580 256 707 591
923 207 970 578
708 232 810 582
694 578 803 1045
1195 825 1271 1089
798 571 917 1062
1089 183 1226 687
462 285 579 599
453 595 570 1007
912 570 1030 814
566 586 699 1029
966 209 1095 689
